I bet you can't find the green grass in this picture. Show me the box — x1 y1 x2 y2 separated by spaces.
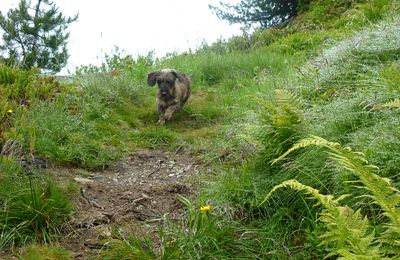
17 244 71 260
99 232 155 260
0 163 72 248
349 110 400 181
299 13 400 101
12 102 120 168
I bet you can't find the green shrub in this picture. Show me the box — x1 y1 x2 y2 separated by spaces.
271 30 328 54
76 47 154 82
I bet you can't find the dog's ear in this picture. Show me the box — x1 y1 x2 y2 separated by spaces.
171 70 187 83
147 71 160 86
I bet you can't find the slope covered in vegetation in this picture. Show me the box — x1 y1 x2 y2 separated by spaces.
0 0 399 258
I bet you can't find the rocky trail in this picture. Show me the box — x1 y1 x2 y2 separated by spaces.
50 149 207 258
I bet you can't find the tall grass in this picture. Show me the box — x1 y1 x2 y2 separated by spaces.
0 160 72 248
300 14 400 100
13 102 120 168
160 47 302 87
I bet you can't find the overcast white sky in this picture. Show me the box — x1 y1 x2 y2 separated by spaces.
0 0 241 74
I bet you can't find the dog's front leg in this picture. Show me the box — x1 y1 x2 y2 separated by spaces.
157 104 166 125
157 116 166 125
161 103 181 123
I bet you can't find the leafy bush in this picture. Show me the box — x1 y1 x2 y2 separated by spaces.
270 30 329 54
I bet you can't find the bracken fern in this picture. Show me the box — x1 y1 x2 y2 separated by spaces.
254 89 304 165
261 179 381 259
373 98 400 110
263 135 400 258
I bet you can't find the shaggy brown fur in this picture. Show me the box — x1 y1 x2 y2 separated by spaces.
147 69 191 125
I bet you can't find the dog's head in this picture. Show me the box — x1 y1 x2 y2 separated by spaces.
147 69 186 98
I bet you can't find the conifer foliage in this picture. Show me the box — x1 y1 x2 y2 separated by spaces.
209 0 300 28
0 0 78 73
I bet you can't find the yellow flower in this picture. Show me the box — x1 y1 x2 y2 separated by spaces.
200 205 211 213
7 109 13 113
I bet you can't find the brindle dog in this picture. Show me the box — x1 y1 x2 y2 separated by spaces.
147 69 191 125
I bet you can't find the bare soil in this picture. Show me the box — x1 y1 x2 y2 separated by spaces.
50 149 207 259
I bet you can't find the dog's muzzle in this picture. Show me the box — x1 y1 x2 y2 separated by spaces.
160 84 169 97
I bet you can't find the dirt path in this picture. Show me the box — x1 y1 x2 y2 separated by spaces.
50 149 207 258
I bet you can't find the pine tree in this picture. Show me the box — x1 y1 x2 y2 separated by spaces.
0 0 78 73
209 0 301 28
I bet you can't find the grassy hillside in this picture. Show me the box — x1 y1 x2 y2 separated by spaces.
1 0 399 258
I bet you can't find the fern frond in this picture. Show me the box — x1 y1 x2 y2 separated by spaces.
319 207 381 259
249 89 303 112
273 89 303 110
259 179 339 208
334 249 387 260
382 98 400 108
247 94 273 109
272 135 400 256
380 222 400 255
272 135 339 164
253 89 304 164
373 99 400 110
260 179 381 258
